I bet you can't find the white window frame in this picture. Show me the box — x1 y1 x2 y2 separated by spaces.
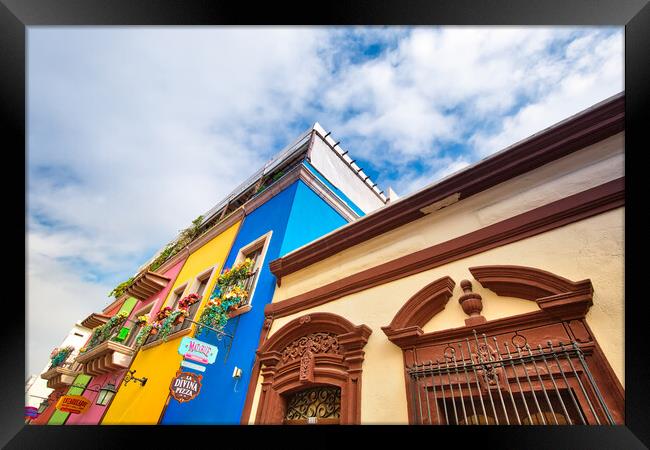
125 302 155 347
165 283 188 310
189 266 216 303
132 302 155 321
232 230 272 309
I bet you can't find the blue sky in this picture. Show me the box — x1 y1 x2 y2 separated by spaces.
26 26 623 376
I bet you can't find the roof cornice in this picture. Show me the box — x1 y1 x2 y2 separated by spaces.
241 162 360 222
269 92 625 283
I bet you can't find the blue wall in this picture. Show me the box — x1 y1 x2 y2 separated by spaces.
160 176 348 424
303 160 366 217
279 179 351 256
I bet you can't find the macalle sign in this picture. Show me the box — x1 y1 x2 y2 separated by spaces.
55 395 91 414
169 371 203 403
177 336 218 365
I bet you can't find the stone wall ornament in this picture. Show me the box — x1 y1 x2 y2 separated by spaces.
281 332 340 364
459 279 486 326
299 349 315 383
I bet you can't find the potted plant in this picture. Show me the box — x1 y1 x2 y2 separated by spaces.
158 309 185 341
135 315 149 327
149 321 161 335
173 293 200 325
178 293 200 310
172 309 190 325
155 306 172 323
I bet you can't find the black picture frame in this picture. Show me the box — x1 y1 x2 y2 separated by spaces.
4 0 648 448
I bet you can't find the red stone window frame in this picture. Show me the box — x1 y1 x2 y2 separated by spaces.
254 312 371 424
382 265 624 425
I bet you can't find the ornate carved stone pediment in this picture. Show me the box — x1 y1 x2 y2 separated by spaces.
280 332 341 364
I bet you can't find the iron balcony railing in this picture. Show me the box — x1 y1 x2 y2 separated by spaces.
83 320 135 354
142 272 258 347
143 300 204 346
407 329 615 425
238 269 259 308
47 360 77 372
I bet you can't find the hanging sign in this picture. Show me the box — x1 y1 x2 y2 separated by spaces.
55 395 91 414
177 336 218 365
180 360 207 373
169 371 203 403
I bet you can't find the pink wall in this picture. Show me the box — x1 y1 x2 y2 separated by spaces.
63 371 116 425
29 386 66 425
65 257 187 425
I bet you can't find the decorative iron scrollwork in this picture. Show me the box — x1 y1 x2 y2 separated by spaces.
284 386 341 420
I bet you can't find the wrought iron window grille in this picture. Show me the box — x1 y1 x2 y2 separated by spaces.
406 329 615 425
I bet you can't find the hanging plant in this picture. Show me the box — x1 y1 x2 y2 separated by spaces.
157 310 186 341
147 215 204 273
108 277 135 300
134 324 154 346
195 259 254 335
80 311 129 353
215 258 254 289
49 346 74 368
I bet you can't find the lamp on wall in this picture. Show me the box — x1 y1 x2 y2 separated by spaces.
95 383 117 406
123 370 148 387
37 399 49 414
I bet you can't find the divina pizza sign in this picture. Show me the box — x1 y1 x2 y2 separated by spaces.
169 371 202 403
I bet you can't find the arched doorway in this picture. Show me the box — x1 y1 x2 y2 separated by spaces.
283 385 341 425
255 313 371 424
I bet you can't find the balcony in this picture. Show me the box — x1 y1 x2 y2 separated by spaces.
75 340 135 376
41 362 80 390
228 269 257 317
124 270 171 301
80 312 110 329
76 315 137 376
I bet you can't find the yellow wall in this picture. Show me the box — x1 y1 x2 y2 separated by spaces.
102 220 241 424
250 208 624 424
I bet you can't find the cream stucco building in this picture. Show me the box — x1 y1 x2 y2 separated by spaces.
243 93 625 425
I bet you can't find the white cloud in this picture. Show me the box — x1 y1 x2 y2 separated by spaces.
27 27 330 375
470 31 623 156
397 156 472 195
314 27 622 192
27 250 113 377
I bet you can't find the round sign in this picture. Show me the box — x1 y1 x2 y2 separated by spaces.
169 371 203 403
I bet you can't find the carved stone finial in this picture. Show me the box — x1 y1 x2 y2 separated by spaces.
458 279 486 326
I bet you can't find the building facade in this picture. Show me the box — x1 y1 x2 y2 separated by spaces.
66 256 188 425
31 94 625 426
247 94 625 425
28 323 92 424
36 124 385 425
